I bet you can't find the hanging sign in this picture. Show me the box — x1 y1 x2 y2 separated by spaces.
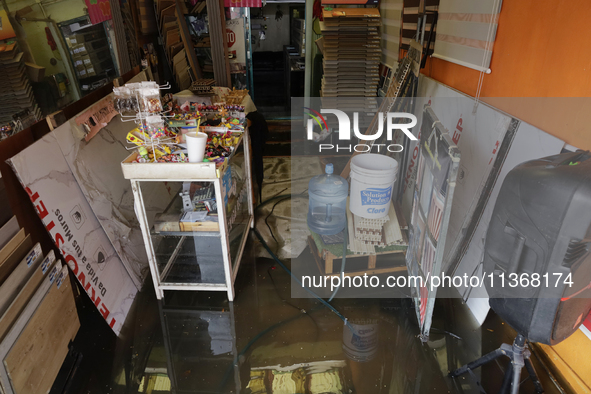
84 0 112 25
226 18 246 73
75 96 117 142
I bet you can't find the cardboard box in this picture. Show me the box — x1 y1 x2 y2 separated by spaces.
77 68 87 78
85 65 96 77
81 55 92 66
72 43 87 56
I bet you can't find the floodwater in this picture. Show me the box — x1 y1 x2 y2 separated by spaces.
60 157 567 393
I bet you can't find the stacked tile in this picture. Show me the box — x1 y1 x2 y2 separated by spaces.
0 43 41 128
353 214 389 242
347 201 404 254
320 8 381 97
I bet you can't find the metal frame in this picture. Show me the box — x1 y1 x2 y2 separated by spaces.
128 130 254 301
407 106 461 342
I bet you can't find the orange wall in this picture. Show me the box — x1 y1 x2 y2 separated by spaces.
422 0 591 149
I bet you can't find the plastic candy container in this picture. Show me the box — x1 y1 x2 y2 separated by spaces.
145 115 166 139
140 87 163 113
113 87 138 113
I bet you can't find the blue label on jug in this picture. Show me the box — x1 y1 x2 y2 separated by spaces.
360 187 392 206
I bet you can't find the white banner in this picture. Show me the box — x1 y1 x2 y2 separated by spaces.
8 133 137 335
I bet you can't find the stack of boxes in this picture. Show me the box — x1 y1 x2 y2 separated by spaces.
320 8 381 97
291 18 306 57
0 42 41 130
66 29 114 80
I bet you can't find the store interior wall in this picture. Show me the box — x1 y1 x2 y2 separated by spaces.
4 0 88 104
251 3 290 52
420 0 591 385
421 0 591 150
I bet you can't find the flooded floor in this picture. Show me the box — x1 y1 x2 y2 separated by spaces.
58 157 568 394
68 249 566 394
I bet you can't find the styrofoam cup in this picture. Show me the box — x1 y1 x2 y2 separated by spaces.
185 131 208 163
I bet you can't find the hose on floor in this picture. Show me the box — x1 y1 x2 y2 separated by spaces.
217 192 352 392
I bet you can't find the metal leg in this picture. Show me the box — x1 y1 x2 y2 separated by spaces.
524 358 544 393
500 364 513 394
131 180 164 299
215 178 234 301
450 334 544 394
510 360 522 394
449 348 506 377
510 335 526 394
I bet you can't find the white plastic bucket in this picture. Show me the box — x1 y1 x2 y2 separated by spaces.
349 154 398 219
342 320 379 362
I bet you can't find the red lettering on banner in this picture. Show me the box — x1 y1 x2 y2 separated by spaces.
25 186 117 332
78 271 86 287
55 233 65 249
37 200 49 220
99 303 110 319
452 117 463 144
84 279 101 307
403 130 422 193
488 140 500 165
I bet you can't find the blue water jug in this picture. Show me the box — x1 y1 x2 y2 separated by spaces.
307 163 349 235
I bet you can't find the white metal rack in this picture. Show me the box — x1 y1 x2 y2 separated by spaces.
122 129 254 300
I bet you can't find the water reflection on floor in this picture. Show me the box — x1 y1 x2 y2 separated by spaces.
91 156 565 393
113 247 564 394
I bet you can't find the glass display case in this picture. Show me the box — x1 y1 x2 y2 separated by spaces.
122 130 253 300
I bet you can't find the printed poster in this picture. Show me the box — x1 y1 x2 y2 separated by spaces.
226 18 246 73
8 133 136 335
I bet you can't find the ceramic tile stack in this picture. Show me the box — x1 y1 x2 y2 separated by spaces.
347 202 404 254
0 43 41 131
320 8 381 97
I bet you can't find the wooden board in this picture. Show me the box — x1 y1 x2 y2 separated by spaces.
157 0 174 15
0 217 19 251
0 234 32 287
176 0 203 79
307 236 407 277
154 212 220 232
0 229 26 267
166 28 180 50
4 267 79 394
0 251 57 343
0 243 43 317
